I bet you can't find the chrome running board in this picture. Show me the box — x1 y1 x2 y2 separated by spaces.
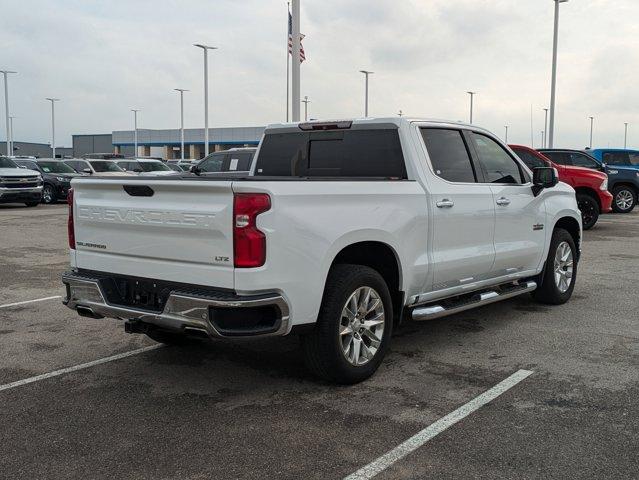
411 280 537 321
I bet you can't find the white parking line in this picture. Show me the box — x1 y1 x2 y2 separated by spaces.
0 295 62 309
344 369 534 480
0 344 163 393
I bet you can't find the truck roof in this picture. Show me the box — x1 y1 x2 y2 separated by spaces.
264 117 488 134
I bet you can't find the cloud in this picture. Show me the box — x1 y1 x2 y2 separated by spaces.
0 0 637 149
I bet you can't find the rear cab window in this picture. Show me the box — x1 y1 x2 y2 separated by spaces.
602 151 630 165
254 129 407 178
420 128 477 183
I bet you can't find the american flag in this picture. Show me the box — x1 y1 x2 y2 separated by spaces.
288 11 306 63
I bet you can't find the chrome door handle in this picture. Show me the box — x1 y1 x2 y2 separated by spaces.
436 199 454 208
496 197 511 206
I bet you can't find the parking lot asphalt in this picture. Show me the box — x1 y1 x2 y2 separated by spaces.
0 203 637 479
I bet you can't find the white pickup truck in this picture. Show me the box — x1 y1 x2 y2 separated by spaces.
62 118 582 383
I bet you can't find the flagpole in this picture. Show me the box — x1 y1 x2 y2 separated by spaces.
286 2 290 122
291 0 301 122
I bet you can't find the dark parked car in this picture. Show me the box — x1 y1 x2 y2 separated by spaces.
193 147 256 174
539 148 639 213
82 153 125 160
13 158 82 204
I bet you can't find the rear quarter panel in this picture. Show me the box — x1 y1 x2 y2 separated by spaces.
232 180 429 327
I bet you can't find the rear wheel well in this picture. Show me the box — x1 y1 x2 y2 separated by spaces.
574 187 600 210
554 217 581 260
610 182 638 196
331 242 403 323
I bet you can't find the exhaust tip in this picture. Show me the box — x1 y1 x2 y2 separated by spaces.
76 306 104 319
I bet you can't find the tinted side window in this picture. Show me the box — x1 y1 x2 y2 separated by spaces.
420 128 476 183
603 152 630 165
512 149 548 169
542 152 570 165
471 133 523 184
570 153 599 169
199 154 226 172
227 152 252 171
628 152 639 166
255 129 406 178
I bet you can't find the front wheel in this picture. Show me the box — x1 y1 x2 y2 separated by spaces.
532 228 577 305
302 264 393 384
611 186 636 213
576 194 599 230
42 184 57 204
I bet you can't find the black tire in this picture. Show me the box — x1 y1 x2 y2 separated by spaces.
576 194 599 230
24 201 39 207
302 264 393 384
611 185 636 213
532 228 577 305
145 328 194 345
42 184 57 204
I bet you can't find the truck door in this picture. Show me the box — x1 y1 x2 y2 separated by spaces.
419 127 496 291
469 132 546 275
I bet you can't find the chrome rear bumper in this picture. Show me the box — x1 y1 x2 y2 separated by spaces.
62 271 290 338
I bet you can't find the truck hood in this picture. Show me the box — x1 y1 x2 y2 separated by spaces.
91 171 136 177
136 170 179 176
563 165 606 178
0 168 40 177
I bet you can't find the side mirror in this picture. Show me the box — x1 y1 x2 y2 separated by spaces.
83 168 92 174
532 167 558 196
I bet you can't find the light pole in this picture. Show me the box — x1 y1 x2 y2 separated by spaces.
174 89 189 160
589 116 594 149
194 44 218 157
359 70 373 117
543 108 549 147
46 98 60 158
8 115 15 154
504 125 509 143
131 109 140 157
1 70 17 156
467 91 476 123
624 123 628 149
301 95 310 121
548 0 569 148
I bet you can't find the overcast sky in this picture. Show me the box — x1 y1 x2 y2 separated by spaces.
1 0 637 149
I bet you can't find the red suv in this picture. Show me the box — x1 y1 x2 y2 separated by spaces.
510 145 612 230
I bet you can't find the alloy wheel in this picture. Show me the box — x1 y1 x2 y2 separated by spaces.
615 189 634 211
43 185 53 203
553 241 574 293
339 286 385 366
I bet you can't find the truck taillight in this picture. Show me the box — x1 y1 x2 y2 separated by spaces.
233 193 270 268
67 188 75 249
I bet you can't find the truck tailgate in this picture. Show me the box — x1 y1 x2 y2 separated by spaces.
71 178 235 289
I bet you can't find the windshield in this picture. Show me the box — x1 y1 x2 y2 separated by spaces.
0 157 18 169
90 160 124 172
140 161 171 172
38 161 77 174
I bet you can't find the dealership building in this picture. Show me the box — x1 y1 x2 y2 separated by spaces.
5 126 266 160
111 126 265 159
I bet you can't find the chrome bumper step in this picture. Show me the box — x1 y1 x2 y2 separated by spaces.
411 280 537 321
